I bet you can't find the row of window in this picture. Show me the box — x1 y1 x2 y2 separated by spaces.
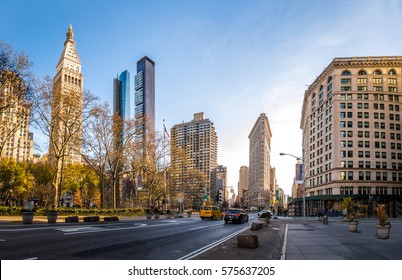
340 141 402 149
340 187 402 196
340 171 402 182
342 69 397 76
340 150 402 159
64 74 81 87
340 93 401 102
309 171 402 187
341 85 398 92
340 161 402 169
340 105 400 114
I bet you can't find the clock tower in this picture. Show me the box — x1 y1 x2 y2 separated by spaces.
49 24 84 165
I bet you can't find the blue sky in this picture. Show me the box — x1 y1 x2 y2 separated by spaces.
2 0 402 196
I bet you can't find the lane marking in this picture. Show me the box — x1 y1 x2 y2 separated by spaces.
24 257 38 260
190 226 207 231
178 226 249 260
63 222 178 235
0 239 5 241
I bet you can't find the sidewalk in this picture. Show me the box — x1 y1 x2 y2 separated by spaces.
284 220 402 260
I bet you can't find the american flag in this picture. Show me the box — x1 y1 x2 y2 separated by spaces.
164 124 170 138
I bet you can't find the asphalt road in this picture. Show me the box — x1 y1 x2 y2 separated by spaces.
0 214 259 260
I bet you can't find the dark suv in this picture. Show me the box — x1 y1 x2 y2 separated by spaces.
224 209 249 224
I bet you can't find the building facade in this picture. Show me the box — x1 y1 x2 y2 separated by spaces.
248 113 272 210
300 56 402 217
170 112 218 209
135 56 155 144
214 165 227 206
237 166 249 208
49 25 83 165
0 71 33 162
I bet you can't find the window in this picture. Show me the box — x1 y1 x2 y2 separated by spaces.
358 86 367 91
357 78 367 83
388 78 397 84
373 69 382 75
341 78 351 84
373 78 382 84
341 86 351 91
358 70 367 75
389 87 397 93
374 86 383 91
342 70 351 76
388 70 397 75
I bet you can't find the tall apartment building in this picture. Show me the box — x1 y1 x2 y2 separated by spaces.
113 70 131 120
300 56 402 217
248 113 272 210
237 166 249 208
0 71 34 162
49 25 83 165
135 56 155 144
170 112 218 209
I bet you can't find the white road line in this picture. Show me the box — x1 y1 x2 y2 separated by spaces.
280 223 288 260
0 239 6 241
23 257 38 260
63 222 177 235
178 226 249 260
190 226 208 231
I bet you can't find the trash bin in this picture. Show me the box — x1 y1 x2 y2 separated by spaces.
323 215 328 225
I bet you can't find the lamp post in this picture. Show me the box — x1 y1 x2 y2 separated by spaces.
279 152 307 225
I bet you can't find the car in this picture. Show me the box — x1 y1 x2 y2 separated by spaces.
258 209 273 217
200 206 224 220
224 208 249 224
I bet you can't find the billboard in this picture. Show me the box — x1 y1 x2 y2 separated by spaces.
295 163 303 184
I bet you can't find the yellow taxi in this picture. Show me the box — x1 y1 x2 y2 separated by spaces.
200 206 223 220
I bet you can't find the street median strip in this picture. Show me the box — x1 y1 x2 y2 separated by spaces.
178 226 250 260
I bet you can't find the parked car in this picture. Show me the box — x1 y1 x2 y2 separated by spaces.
224 208 249 224
200 206 223 220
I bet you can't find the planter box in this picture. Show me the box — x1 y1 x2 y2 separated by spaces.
103 216 119 222
83 216 100 222
65 216 79 223
376 224 391 239
46 212 59 223
348 221 359 232
22 212 34 224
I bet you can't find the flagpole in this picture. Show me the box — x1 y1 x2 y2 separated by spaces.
163 119 167 209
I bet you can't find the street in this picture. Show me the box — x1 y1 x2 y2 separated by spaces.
0 213 258 260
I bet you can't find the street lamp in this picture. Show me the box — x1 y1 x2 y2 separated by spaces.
279 152 307 225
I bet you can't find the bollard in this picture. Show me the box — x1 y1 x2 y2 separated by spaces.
323 215 328 225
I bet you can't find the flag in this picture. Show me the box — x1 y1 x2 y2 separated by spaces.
164 124 170 138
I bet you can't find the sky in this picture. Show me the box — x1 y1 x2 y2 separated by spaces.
2 0 402 197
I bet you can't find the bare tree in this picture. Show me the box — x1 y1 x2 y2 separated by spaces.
30 76 98 208
82 103 138 209
131 130 170 209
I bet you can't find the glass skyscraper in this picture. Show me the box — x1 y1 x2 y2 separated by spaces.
113 70 131 120
135 56 155 142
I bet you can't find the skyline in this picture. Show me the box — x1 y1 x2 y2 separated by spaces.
2 0 402 196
